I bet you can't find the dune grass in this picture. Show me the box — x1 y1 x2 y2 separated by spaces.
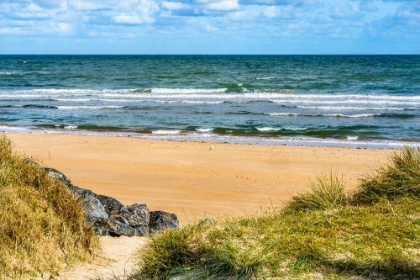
354 146 420 204
132 147 420 279
285 170 348 212
0 135 99 278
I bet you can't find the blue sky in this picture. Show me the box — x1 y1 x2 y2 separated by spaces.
0 0 419 54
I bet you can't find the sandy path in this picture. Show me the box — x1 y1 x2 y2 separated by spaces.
56 236 146 280
6 133 393 224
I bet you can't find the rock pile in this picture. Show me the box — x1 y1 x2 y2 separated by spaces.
39 163 181 237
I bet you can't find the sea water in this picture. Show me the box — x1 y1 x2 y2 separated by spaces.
1 55 419 148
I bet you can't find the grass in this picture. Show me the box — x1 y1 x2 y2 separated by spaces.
354 146 420 204
285 170 348 212
132 147 420 279
0 135 99 278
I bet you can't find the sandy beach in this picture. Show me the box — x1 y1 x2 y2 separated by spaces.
6 132 393 224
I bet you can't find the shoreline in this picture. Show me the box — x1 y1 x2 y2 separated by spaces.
5 132 394 224
1 125 419 150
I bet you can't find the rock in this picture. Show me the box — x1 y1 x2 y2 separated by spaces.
149 211 181 232
110 204 149 236
71 185 98 200
83 195 109 223
198 218 214 227
119 203 149 227
135 225 150 237
97 195 123 216
43 167 73 188
93 217 136 237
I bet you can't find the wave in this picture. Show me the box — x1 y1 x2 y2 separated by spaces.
256 127 280 132
151 88 227 94
296 106 411 111
0 104 58 109
270 99 420 106
130 88 228 94
0 72 17 75
269 112 417 119
57 106 125 110
256 77 275 80
2 89 420 105
22 104 58 109
196 128 213 132
268 113 298 117
56 98 97 102
151 130 183 135
181 100 224 105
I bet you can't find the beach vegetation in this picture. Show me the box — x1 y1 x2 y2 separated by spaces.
285 170 348 212
0 135 99 278
131 147 420 279
353 146 420 204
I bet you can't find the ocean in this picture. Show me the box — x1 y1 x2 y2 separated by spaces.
1 55 420 149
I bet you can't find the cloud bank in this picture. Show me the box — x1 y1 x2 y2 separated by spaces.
0 0 418 54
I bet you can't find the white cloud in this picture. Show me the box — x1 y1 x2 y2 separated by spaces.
348 1 359 13
69 1 106 11
0 0 419 54
162 1 190 10
203 23 219 31
113 0 160 24
114 13 145 24
225 10 249 21
263 6 277 18
263 5 296 18
206 0 240 11
33 0 64 8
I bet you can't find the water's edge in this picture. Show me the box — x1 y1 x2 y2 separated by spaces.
2 124 418 150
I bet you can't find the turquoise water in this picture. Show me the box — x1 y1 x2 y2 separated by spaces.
1 55 420 148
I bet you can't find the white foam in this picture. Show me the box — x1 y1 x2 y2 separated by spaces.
256 77 274 80
196 128 213 132
297 106 406 111
64 125 78 130
325 114 377 118
182 100 224 104
268 113 297 116
0 125 28 132
155 100 178 104
57 106 125 110
4 89 420 101
151 88 227 94
152 130 182 135
269 112 376 118
256 127 279 132
347 136 359 141
56 98 95 102
283 126 307 131
0 72 14 75
30 88 100 94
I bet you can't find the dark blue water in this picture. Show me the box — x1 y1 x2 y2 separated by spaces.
1 55 420 148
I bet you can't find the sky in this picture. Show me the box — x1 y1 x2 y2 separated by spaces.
0 0 419 54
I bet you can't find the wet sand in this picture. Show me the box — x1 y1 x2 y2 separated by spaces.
6 132 393 224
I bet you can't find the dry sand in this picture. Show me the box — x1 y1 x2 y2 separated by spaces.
6 132 393 223
57 236 147 280
5 132 395 279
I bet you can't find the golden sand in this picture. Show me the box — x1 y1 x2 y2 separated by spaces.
6 133 392 223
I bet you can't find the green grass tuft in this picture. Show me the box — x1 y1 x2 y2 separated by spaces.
0 135 99 278
285 170 348 212
353 146 420 204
